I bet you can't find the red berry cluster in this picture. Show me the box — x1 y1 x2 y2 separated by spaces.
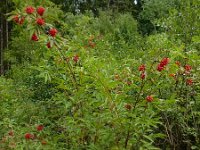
47 42 51 48
184 64 192 73
24 125 44 140
24 133 34 140
25 6 35 14
37 6 45 16
31 33 39 41
13 15 25 25
26 6 45 16
186 79 193 85
138 64 146 80
49 28 58 37
31 29 57 43
23 125 47 145
73 55 79 63
13 6 58 49
157 57 170 72
184 64 193 85
36 18 45 26
146 95 153 102
37 125 44 131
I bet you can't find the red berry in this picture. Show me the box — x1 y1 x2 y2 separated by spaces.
138 64 145 72
13 15 19 23
37 125 44 131
157 64 164 72
37 6 45 16
157 57 170 72
160 57 170 67
184 64 192 72
186 79 193 85
49 28 58 37
146 95 153 102
25 6 35 14
24 133 34 140
19 17 25 25
8 130 14 136
47 42 51 48
31 33 38 41
140 73 145 80
36 18 45 26
73 55 79 63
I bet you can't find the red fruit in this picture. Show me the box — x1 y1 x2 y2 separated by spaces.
19 17 25 25
146 95 153 102
184 64 192 72
13 15 19 23
25 6 35 14
31 33 38 41
125 104 132 110
47 42 51 48
73 55 79 63
140 73 145 80
160 57 170 67
157 64 164 72
186 79 193 85
37 125 44 131
49 28 58 37
8 130 14 136
24 133 34 140
36 18 45 26
37 6 45 16
138 64 145 72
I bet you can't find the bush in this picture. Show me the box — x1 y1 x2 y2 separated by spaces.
1 1 199 149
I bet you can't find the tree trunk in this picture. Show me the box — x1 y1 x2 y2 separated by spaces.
0 13 4 75
0 0 8 75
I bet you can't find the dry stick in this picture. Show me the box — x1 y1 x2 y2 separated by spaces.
164 124 173 146
165 114 174 146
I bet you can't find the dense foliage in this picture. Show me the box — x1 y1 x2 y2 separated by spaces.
0 0 200 149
